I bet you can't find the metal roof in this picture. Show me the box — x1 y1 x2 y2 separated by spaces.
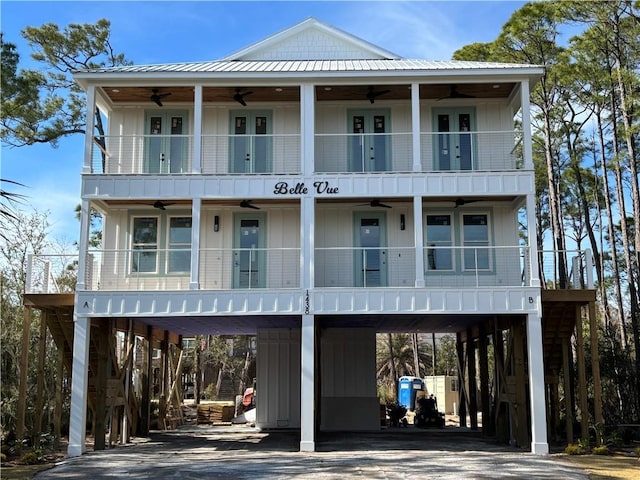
77 58 542 76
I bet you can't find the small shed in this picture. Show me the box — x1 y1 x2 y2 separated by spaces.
423 376 458 414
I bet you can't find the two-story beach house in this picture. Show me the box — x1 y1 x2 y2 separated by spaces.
23 18 602 457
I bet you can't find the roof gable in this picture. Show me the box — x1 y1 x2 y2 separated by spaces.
222 17 399 61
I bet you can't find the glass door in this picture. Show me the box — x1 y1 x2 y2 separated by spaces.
348 109 390 172
433 108 476 170
145 111 188 173
233 213 266 288
230 111 272 173
354 212 387 287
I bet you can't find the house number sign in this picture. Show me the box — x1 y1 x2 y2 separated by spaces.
273 181 339 195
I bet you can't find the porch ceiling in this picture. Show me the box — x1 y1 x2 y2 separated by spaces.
98 83 516 106
132 313 496 336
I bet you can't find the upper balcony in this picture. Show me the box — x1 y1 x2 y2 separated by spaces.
86 82 529 177
92 130 522 176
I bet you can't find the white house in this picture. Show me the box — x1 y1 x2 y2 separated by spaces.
60 18 560 456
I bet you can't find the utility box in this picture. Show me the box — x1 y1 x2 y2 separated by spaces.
398 376 424 411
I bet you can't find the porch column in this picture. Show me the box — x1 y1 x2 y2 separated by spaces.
83 85 95 173
413 196 425 287
192 84 203 174
521 79 533 170
411 83 421 172
300 83 315 176
190 198 201 289
526 310 549 454
68 313 91 457
300 314 315 452
526 194 541 288
76 198 91 290
300 177 315 451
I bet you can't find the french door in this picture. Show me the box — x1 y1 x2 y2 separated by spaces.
349 109 390 172
230 111 272 173
145 111 188 173
233 213 266 288
433 108 476 170
354 212 387 287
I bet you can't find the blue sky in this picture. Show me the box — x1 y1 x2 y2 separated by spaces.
1 0 527 243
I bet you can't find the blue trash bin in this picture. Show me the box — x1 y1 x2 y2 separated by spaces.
398 376 424 411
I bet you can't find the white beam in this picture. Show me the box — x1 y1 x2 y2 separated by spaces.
67 314 91 457
527 310 549 455
300 314 315 452
190 198 201 289
192 84 203 174
414 196 425 287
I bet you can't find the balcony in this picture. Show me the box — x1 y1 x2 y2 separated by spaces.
315 246 530 288
91 134 301 175
89 130 523 175
26 248 591 295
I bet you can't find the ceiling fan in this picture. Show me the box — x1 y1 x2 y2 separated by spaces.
150 89 171 107
358 199 392 208
366 87 391 104
153 200 175 210
454 198 481 208
233 88 254 106
240 200 260 210
438 85 475 101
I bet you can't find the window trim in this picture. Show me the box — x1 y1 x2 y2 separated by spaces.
131 216 160 274
460 212 492 272
166 216 192 274
425 213 455 272
129 212 192 277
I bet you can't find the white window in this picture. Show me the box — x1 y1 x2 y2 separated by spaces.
132 217 158 273
168 217 192 273
426 214 453 271
462 214 490 271
130 215 192 275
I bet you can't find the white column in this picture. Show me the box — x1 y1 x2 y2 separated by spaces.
300 83 315 176
192 84 203 174
411 83 421 172
300 314 315 452
413 196 425 287
526 194 541 288
190 198 201 289
67 314 91 457
76 198 91 291
526 310 549 454
521 80 533 170
83 85 96 174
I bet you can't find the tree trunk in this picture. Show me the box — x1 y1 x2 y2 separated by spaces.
387 334 398 399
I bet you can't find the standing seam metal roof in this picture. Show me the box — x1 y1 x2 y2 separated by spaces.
77 59 541 75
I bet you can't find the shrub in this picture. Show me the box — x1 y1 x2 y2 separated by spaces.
565 443 583 455
592 445 609 455
20 451 39 465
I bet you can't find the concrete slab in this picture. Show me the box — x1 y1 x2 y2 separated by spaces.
34 425 589 479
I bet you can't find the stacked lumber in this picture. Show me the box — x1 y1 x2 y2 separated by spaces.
197 402 235 424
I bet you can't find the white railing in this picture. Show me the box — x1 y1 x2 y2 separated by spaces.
201 133 301 174
422 245 530 288
420 130 523 171
70 248 299 291
92 135 193 174
90 130 523 175
315 247 416 287
199 248 300 289
315 132 413 173
90 134 301 175
24 254 79 294
539 249 594 289
32 246 592 294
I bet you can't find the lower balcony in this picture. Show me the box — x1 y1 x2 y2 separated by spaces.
25 247 595 294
